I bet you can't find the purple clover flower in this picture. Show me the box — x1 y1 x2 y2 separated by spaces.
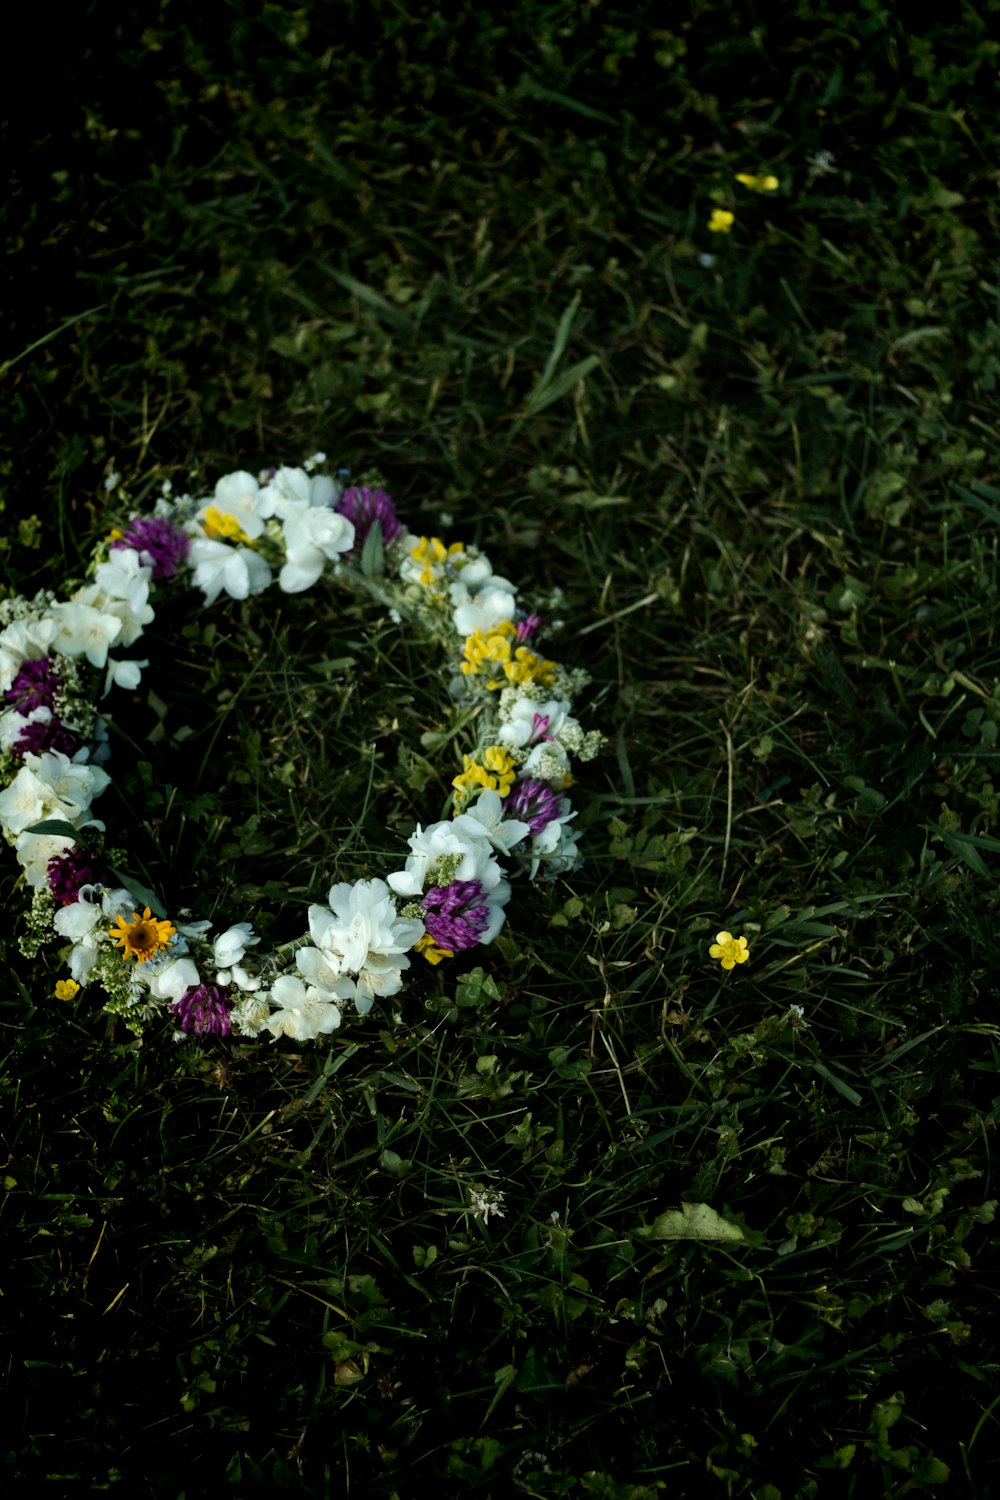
5 656 59 712
171 984 233 1037
13 715 79 759
515 613 542 643
503 777 563 836
47 849 108 906
335 486 403 550
110 516 190 580
421 879 490 953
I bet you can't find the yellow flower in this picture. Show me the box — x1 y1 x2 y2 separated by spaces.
409 536 465 589
735 172 779 193
460 622 555 690
707 209 735 234
201 506 250 544
452 745 516 807
416 931 453 964
709 930 750 970
55 978 80 1001
109 907 177 963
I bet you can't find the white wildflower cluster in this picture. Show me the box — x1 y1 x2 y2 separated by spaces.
2 457 599 1043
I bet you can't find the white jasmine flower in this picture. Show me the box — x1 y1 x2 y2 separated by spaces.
15 831 77 888
213 922 260 969
387 820 501 898
47 601 123 670
278 506 355 593
201 470 271 541
141 955 201 1002
264 974 342 1041
0 614 58 692
103 657 148 695
297 878 424 1014
186 536 272 605
458 789 530 855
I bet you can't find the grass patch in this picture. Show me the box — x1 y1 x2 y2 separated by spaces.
4 2 1000 1493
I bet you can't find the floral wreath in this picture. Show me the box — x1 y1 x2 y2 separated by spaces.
0 458 600 1044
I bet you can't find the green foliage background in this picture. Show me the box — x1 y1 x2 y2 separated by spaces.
4 1 1000 1494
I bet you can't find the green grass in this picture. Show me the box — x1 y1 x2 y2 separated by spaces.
4 1 1000 1494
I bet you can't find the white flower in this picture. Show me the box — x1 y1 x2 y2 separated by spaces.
497 694 572 754
279 507 355 593
0 704 49 752
15 831 77 888
54 894 103 942
186 536 273 605
387 819 501 898
469 1185 506 1223
231 993 271 1036
47 601 123 669
104 471 121 492
264 974 342 1041
103 657 149 695
29 750 111 816
82 548 155 646
0 614 58 692
457 789 530 855
297 877 423 1014
215 963 262 993
213 922 260 969
141 955 201 1002
200 470 271 540
530 807 582 880
449 556 517 637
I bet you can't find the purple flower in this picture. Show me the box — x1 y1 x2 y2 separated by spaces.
515 613 542 643
335 486 403 550
503 778 562 836
171 984 233 1037
5 656 59 712
48 848 107 905
110 517 190 580
13 715 79 759
421 879 490 953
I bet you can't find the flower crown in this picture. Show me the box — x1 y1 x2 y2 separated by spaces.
0 459 600 1043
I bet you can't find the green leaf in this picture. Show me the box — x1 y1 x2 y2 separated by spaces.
23 818 87 845
635 1202 746 1242
360 520 385 578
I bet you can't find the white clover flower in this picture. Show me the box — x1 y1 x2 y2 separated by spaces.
469 1185 506 1223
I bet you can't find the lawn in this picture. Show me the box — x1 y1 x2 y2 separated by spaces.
3 3 1000 1494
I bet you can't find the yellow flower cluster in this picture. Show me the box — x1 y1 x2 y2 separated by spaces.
707 209 734 234
452 745 516 807
409 535 466 590
202 507 251 545
461 620 555 690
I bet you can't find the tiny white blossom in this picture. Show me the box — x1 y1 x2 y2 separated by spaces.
104 471 121 492
469 1185 506 1224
